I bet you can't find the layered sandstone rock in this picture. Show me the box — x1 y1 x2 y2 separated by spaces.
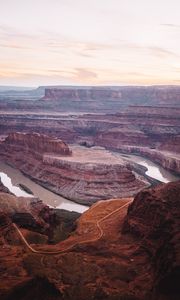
0 106 180 152
42 86 180 106
0 134 150 204
115 145 180 174
0 106 179 176
5 132 71 156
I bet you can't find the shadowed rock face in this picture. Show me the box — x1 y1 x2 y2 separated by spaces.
122 181 180 298
3 277 62 300
0 192 80 244
0 192 57 237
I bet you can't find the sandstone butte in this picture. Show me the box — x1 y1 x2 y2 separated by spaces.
0 133 150 205
0 180 179 300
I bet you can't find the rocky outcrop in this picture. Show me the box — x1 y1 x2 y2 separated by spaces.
5 132 71 157
53 209 81 243
0 192 56 238
0 191 80 243
0 134 150 204
122 181 180 298
0 182 179 300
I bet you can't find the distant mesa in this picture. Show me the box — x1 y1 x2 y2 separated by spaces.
41 87 123 101
41 86 180 105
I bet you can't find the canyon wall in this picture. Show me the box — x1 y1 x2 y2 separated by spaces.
5 132 71 156
1 107 179 149
122 181 180 297
1 106 179 174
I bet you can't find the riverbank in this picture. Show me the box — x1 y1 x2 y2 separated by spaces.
112 146 180 176
111 151 179 182
0 161 88 213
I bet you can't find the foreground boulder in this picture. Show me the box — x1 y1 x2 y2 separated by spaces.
122 181 180 298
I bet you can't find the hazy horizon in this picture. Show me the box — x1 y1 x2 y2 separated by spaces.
0 0 180 86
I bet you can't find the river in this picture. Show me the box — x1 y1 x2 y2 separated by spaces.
0 161 88 213
112 152 179 183
0 152 178 213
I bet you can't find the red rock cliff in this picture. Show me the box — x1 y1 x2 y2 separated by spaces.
5 132 72 156
0 134 150 204
122 181 180 297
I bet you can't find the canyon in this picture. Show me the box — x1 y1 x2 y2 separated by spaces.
0 133 150 205
0 85 179 300
0 105 179 175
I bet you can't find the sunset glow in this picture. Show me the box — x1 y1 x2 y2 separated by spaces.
0 0 180 86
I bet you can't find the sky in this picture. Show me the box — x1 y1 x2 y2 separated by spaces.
0 0 180 86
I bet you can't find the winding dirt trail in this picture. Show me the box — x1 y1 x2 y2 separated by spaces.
12 200 132 255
